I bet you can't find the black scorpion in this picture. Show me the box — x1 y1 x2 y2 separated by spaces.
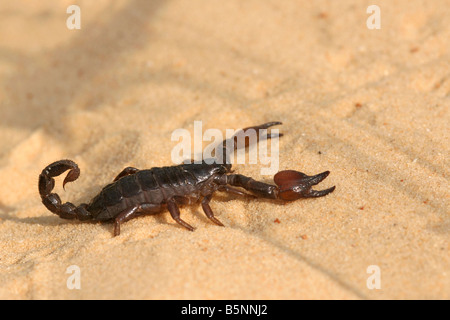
39 122 335 236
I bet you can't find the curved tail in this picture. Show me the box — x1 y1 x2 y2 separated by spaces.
38 160 91 220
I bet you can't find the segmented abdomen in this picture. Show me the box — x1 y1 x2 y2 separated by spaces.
86 164 213 221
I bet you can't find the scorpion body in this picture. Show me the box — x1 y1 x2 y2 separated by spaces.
39 122 335 236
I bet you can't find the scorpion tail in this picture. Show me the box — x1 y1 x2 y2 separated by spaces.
38 160 92 221
219 121 283 167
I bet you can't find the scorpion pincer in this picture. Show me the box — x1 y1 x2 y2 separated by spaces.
38 122 335 236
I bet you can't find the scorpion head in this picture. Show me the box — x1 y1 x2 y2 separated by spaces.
203 157 232 174
274 170 335 200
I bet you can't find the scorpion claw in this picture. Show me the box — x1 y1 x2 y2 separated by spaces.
241 121 283 141
241 121 282 131
306 170 330 186
274 170 335 201
307 186 336 198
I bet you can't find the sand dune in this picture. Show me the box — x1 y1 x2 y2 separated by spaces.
0 0 448 299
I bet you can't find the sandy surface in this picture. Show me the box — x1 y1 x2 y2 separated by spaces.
0 0 448 299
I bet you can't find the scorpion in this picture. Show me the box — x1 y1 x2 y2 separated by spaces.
39 122 335 236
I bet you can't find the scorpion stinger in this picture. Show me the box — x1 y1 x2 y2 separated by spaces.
39 159 92 221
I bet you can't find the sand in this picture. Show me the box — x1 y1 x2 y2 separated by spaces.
0 0 448 299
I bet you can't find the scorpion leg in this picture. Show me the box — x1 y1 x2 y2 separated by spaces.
114 205 140 236
167 199 195 231
201 194 224 226
113 167 139 182
113 203 162 236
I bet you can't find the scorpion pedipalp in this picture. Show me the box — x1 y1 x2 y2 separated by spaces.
274 170 335 200
218 121 283 165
